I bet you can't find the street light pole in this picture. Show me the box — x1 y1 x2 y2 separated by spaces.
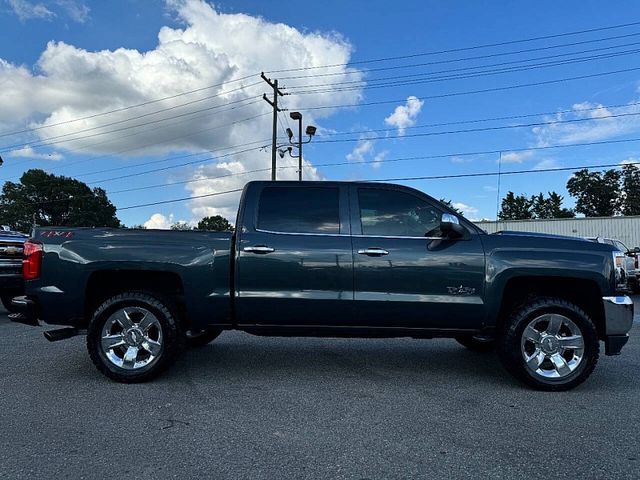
289 112 305 181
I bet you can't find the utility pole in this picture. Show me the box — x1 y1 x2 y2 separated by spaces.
261 73 284 181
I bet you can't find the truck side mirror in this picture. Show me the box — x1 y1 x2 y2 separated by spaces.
440 213 465 238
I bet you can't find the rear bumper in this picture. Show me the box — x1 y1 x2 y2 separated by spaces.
0 273 23 291
9 296 39 326
602 296 634 355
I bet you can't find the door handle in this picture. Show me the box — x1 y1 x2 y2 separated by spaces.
243 245 275 254
357 248 389 257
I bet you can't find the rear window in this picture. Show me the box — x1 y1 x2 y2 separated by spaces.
257 186 340 234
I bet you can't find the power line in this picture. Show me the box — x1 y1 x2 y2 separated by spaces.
102 136 640 198
15 136 640 207
286 41 640 90
267 20 640 73
114 160 640 211
52 111 271 176
317 101 640 138
278 31 640 80
291 56 640 95
296 66 640 110
313 110 640 145
0 94 262 154
0 74 260 139
118 188 245 211
86 143 270 185
365 160 640 183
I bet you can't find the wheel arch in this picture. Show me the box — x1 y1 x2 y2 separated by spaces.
84 269 187 328
493 275 606 339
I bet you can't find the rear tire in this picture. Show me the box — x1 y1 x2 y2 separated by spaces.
498 297 599 391
455 335 495 352
87 292 183 383
185 327 222 348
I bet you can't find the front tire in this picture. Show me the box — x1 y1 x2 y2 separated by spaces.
87 292 182 383
498 297 599 391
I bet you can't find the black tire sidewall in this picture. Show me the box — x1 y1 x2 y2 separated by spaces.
499 298 599 391
87 292 182 383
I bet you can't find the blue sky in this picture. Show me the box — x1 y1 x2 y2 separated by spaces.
1 0 640 227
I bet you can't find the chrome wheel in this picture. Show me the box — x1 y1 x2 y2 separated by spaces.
520 313 585 379
100 306 163 370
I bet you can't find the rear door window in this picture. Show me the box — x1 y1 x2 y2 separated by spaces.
257 186 340 234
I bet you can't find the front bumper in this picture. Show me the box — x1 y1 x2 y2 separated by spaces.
602 296 634 355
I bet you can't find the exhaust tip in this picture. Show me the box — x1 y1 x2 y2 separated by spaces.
43 328 79 342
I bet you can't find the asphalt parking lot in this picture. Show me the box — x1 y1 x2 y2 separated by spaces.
1 298 639 479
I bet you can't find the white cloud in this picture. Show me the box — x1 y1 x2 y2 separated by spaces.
371 151 388 169
532 100 640 147
533 158 559 170
5 0 54 21
7 145 63 160
0 0 364 220
500 150 534 164
384 96 424 135
55 0 89 23
483 185 498 192
143 213 174 229
346 138 374 162
452 202 478 217
620 157 639 166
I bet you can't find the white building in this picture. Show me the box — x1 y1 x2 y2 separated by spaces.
475 216 640 250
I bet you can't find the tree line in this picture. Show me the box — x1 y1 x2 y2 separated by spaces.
0 169 234 232
499 163 640 220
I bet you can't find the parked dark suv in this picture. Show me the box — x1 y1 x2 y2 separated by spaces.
0 226 28 312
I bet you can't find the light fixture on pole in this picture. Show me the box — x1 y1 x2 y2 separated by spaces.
287 112 316 181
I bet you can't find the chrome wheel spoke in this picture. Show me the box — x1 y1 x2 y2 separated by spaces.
116 309 135 330
122 346 139 369
550 353 571 377
101 334 125 351
142 338 161 356
545 315 563 335
138 313 155 332
523 325 542 343
526 349 546 371
558 335 584 351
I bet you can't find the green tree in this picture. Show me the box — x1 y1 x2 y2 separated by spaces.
531 192 575 219
621 163 640 215
439 199 463 216
197 215 234 231
567 169 621 217
498 191 533 220
170 222 192 230
0 169 120 232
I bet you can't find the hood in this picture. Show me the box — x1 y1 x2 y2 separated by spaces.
492 230 591 242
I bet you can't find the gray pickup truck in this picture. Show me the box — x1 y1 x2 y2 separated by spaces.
12 181 634 390
0 226 28 312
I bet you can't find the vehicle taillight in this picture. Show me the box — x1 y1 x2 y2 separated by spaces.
23 240 43 280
